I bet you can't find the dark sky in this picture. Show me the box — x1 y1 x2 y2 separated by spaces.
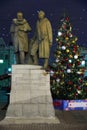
0 0 87 48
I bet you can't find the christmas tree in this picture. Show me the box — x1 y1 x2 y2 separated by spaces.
49 15 87 100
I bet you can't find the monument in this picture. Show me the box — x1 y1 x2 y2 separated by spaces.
0 11 59 124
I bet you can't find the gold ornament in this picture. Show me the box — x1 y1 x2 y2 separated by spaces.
69 55 73 58
74 84 77 87
75 37 78 41
62 74 64 77
65 37 69 40
72 40 75 43
57 51 61 54
66 49 70 53
58 62 61 65
57 55 60 58
60 81 64 85
56 38 58 41
72 64 75 67
56 72 59 74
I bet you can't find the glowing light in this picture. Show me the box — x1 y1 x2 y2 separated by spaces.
56 59 59 62
81 60 85 66
0 59 4 63
56 78 60 82
8 68 12 72
74 55 78 59
58 31 62 36
61 46 66 50
69 59 72 63
67 69 71 73
50 70 54 76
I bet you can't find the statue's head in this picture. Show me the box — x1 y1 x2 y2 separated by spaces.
38 10 45 20
17 12 23 21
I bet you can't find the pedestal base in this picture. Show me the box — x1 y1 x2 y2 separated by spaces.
6 65 55 119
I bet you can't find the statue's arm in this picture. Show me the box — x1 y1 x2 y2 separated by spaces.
23 22 32 32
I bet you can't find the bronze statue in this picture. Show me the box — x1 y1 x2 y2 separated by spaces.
31 10 53 68
10 12 31 64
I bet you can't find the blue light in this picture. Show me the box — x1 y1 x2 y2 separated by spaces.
8 68 12 72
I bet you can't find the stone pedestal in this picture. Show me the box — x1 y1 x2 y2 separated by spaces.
6 65 55 118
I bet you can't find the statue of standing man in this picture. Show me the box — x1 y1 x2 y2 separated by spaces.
31 10 53 69
10 12 31 64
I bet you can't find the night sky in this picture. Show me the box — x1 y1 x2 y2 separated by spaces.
0 0 87 49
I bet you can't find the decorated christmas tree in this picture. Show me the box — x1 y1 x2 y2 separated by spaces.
49 15 87 100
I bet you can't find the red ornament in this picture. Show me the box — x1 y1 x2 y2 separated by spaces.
65 58 68 61
74 45 77 48
79 79 82 83
73 50 76 53
67 64 72 67
68 81 73 85
63 25 66 29
66 17 69 22
77 86 81 90
77 61 81 65
75 93 78 96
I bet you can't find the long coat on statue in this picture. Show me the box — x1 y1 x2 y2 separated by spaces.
10 18 31 53
36 18 53 58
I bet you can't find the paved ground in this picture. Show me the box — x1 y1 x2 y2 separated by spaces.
0 103 87 130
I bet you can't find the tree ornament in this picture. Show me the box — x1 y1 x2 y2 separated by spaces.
81 60 85 66
66 49 70 53
72 40 75 43
57 51 61 54
56 38 59 42
65 58 68 61
56 58 59 63
60 81 64 85
68 81 73 85
56 78 60 82
79 79 82 83
61 46 66 50
62 74 64 77
58 31 62 36
65 37 69 40
77 86 81 90
74 55 78 59
70 34 73 37
77 90 81 94
77 71 82 74
78 61 81 65
75 37 78 41
50 70 54 76
67 69 71 73
69 59 72 63
69 55 73 58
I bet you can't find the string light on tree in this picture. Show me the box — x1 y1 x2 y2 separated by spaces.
61 46 66 50
58 31 62 36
